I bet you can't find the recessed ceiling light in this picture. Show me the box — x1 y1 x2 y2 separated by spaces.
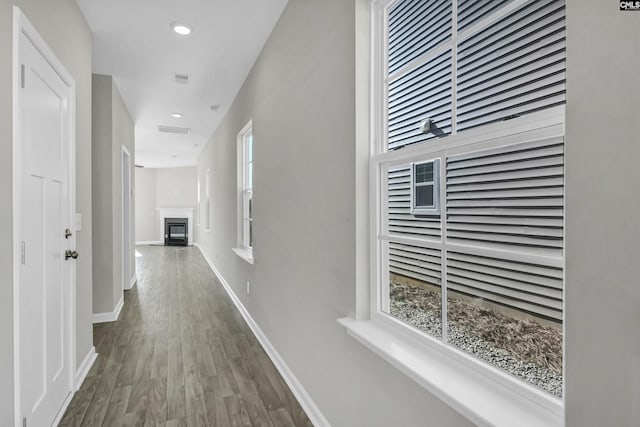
171 155 178 158
171 112 183 118
171 22 192 36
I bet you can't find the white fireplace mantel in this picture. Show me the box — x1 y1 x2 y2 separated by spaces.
157 208 195 246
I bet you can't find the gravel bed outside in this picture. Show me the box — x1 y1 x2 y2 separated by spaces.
389 280 563 397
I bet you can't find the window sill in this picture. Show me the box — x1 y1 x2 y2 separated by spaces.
337 317 563 427
232 247 254 265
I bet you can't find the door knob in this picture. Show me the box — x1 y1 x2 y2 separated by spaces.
65 250 79 260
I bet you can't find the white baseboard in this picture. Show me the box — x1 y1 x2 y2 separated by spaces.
52 388 74 427
93 293 124 324
194 243 330 427
126 274 137 290
75 346 97 390
135 240 162 245
51 346 97 426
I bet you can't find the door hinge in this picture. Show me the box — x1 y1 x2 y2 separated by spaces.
20 64 25 89
21 241 25 265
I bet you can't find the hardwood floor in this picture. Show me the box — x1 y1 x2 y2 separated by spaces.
60 245 312 427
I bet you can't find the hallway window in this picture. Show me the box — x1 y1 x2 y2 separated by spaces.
205 168 211 230
197 178 201 226
234 120 254 263
364 0 566 417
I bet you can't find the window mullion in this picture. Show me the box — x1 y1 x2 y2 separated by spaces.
451 0 458 136
437 0 458 347
439 151 448 343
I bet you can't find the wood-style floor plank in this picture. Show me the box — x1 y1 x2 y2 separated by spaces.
60 245 312 426
102 385 132 427
58 375 100 427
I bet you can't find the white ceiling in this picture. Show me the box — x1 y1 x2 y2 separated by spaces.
77 0 288 168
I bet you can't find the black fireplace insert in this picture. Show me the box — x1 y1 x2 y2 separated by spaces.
164 218 188 246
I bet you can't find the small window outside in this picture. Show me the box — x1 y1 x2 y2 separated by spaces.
411 160 439 215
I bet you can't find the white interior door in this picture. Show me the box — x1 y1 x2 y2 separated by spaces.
18 29 75 427
122 148 131 290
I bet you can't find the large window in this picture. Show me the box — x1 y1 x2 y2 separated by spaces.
371 0 566 405
234 120 254 263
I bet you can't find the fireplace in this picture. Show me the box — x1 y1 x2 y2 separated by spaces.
157 208 194 246
164 218 188 246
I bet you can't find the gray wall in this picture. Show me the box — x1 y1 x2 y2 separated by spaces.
134 166 197 243
0 0 635 426
195 0 471 425
197 0 640 426
92 75 115 315
564 1 640 426
112 79 136 302
0 0 93 424
156 167 198 208
135 167 158 242
92 74 135 314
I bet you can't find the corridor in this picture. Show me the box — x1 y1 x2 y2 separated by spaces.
59 246 311 426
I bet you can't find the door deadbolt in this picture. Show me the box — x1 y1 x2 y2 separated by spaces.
65 228 72 239
65 250 79 260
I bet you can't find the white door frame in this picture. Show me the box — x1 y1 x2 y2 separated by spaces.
12 7 78 427
122 145 134 290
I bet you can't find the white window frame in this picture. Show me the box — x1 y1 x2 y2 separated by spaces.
340 1 566 426
410 159 440 215
204 168 211 232
196 178 201 226
233 120 254 264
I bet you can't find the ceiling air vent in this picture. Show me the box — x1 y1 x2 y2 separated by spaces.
173 72 190 84
158 126 191 134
